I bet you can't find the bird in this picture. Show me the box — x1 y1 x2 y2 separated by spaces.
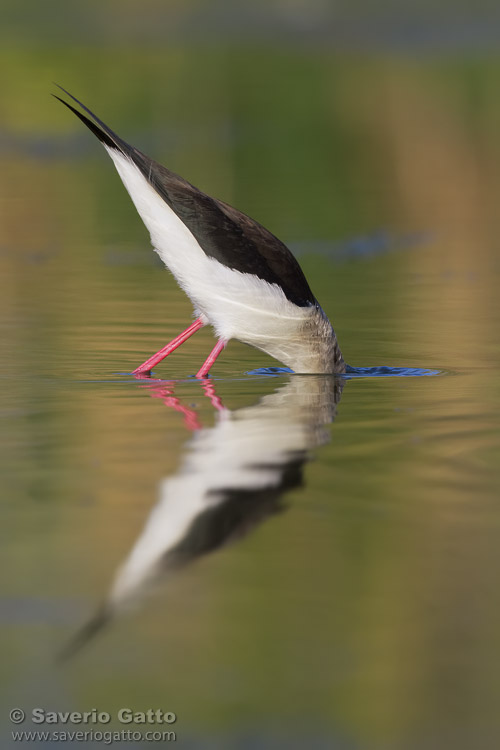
54 87 346 378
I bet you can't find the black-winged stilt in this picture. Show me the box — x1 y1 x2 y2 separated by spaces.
55 87 346 378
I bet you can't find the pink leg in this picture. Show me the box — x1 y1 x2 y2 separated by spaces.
133 317 204 375
195 339 227 379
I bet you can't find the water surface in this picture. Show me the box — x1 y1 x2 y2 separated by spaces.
1 38 500 750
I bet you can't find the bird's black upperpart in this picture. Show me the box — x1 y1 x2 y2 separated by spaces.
54 85 317 308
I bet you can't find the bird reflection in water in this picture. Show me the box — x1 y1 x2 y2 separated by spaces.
60 374 343 659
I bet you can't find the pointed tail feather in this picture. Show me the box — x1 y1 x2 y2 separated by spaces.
52 84 128 153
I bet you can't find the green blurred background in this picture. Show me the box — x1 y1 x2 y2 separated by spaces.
1 2 500 749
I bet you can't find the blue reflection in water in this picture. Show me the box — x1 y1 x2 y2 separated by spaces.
247 366 442 377
344 365 442 377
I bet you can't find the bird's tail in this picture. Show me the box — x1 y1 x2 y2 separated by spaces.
52 84 126 154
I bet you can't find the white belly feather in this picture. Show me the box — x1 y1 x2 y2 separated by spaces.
106 148 316 358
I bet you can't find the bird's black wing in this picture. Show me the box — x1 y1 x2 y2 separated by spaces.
55 87 316 307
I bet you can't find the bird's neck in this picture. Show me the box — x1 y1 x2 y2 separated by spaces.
274 305 346 375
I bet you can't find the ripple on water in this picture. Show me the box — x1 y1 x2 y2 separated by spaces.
246 365 443 377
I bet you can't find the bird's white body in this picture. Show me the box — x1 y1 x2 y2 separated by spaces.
107 148 339 373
